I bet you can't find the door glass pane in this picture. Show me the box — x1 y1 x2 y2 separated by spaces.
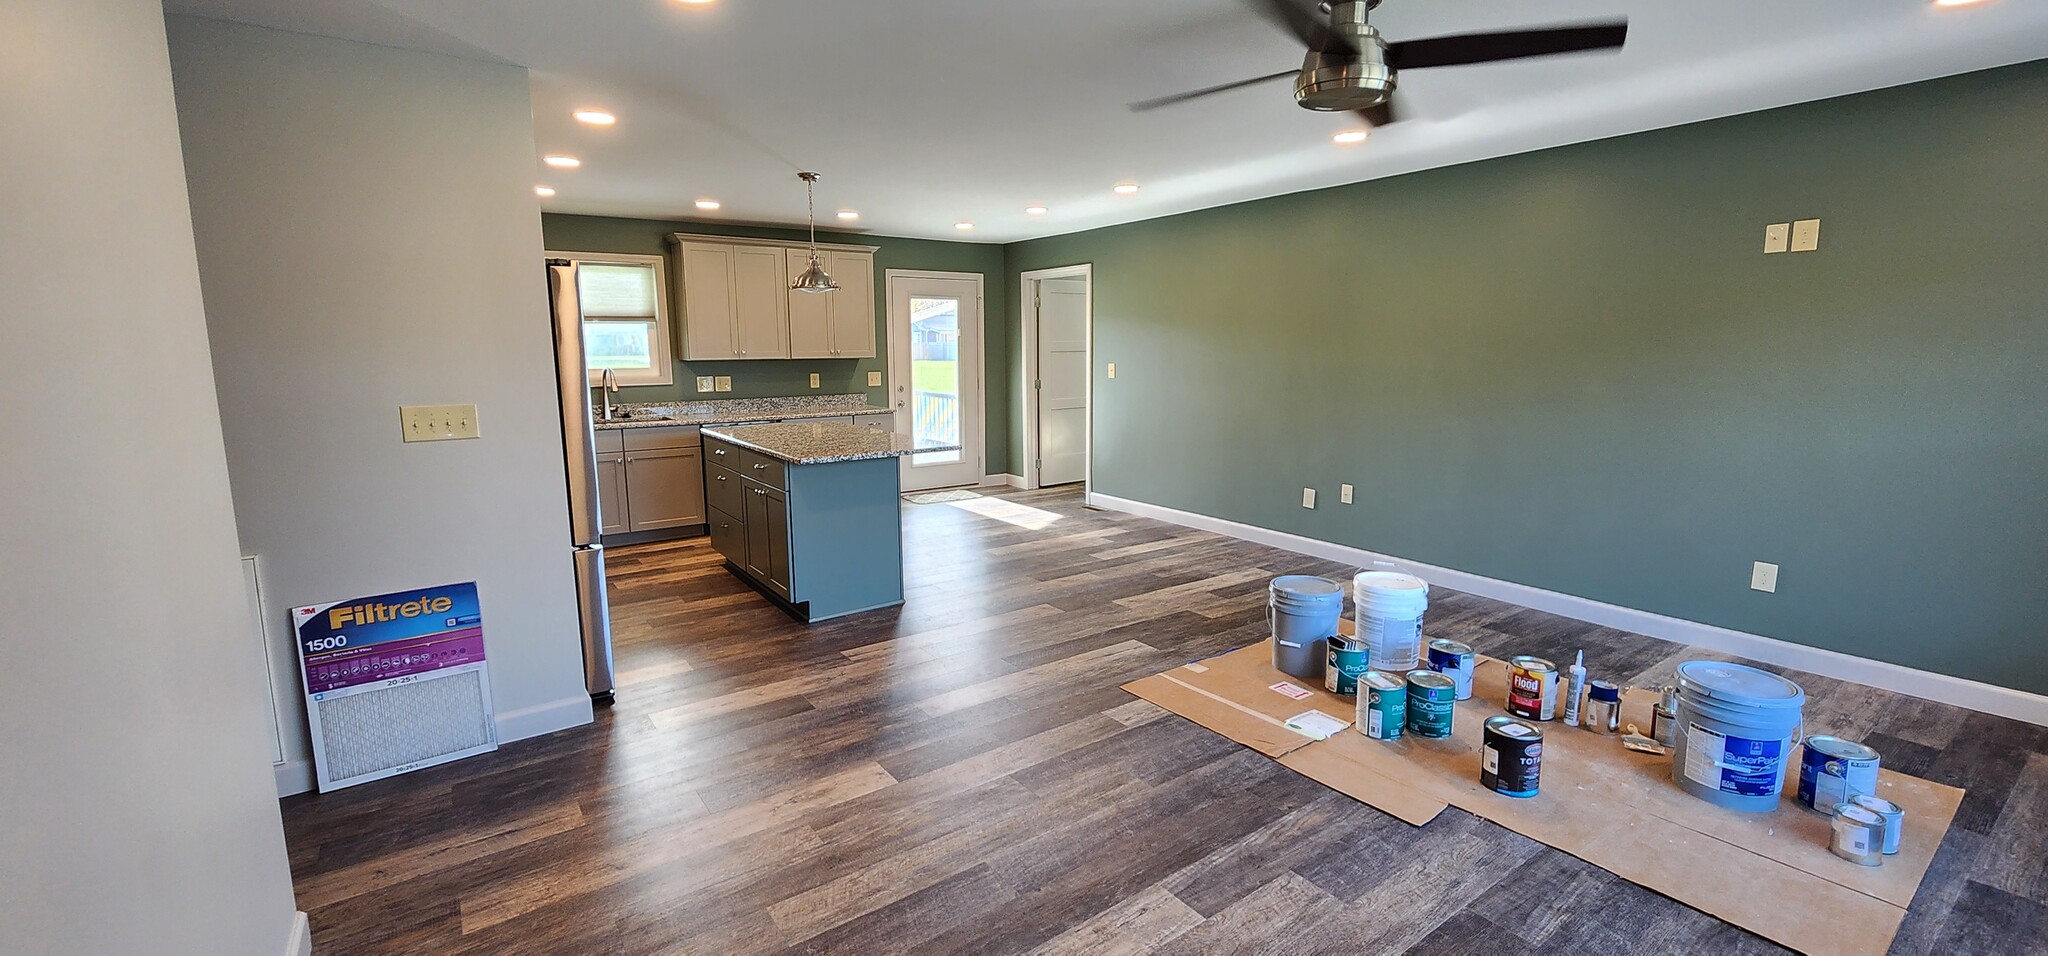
909 296 963 465
585 320 655 372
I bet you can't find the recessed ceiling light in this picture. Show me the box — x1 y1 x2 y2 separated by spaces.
837 209 860 221
1333 128 1370 145
543 154 581 168
1024 205 1049 216
572 109 615 126
954 221 975 232
1933 0 1992 6
535 185 556 197
694 199 721 211
672 0 716 5
1113 182 1140 195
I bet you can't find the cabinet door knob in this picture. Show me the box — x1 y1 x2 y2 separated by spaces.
752 463 767 470
716 475 725 481
713 449 726 456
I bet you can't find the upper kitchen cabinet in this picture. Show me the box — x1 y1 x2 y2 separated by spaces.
788 250 876 359
671 234 878 361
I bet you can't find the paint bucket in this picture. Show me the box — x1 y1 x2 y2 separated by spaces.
1482 716 1542 798
1426 639 1475 700
1851 794 1904 855
1505 656 1560 721
1797 736 1882 813
1268 575 1344 681
1830 802 1886 866
1406 670 1457 738
1325 634 1370 696
1670 661 1806 813
1359 671 1406 740
1354 571 1429 673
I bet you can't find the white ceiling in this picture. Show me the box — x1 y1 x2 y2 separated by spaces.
165 0 2048 243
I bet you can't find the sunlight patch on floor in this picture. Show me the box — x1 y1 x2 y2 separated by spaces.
942 494 1063 531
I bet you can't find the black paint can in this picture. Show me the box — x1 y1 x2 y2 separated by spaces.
1481 715 1542 798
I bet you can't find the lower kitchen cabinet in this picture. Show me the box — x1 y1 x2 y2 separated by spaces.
595 431 629 535
597 425 706 538
704 434 902 622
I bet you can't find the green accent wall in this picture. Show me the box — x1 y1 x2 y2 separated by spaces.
1004 61 2048 694
542 214 1010 474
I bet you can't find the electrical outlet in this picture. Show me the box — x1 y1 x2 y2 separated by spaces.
400 404 479 442
695 375 715 393
714 376 733 392
1301 487 1317 509
1340 483 1354 505
867 371 883 387
1764 223 1790 254
1791 219 1821 252
1750 561 1780 593
809 372 821 389
1106 362 1117 379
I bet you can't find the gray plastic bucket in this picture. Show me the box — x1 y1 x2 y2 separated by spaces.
1269 575 1343 680
1669 661 1806 812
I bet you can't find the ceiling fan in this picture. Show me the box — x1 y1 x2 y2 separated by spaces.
1132 0 1628 129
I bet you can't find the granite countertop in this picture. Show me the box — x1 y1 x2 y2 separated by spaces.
592 394 891 430
703 421 962 465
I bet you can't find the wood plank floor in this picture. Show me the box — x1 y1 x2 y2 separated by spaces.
282 487 2048 954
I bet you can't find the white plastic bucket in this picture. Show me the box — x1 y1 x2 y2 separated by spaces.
1353 571 1429 673
1670 661 1806 813
1269 576 1344 680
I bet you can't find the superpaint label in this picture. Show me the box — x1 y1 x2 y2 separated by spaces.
1682 724 1787 797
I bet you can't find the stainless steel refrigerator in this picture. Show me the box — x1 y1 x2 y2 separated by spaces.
547 259 616 701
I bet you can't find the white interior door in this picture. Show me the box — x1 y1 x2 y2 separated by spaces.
1035 277 1088 487
888 273 982 491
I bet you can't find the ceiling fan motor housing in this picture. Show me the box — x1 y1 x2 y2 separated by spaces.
1295 0 1394 111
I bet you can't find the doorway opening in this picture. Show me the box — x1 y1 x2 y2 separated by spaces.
1020 264 1092 492
885 270 985 492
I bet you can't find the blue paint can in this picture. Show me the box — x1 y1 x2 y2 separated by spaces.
1798 736 1882 813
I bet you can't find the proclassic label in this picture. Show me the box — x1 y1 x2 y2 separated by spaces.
1683 723 1787 797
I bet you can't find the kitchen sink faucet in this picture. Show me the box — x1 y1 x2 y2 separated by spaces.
600 367 619 421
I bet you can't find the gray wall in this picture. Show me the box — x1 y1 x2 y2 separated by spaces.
1006 61 2048 695
543 214 1013 475
169 15 593 794
0 2 302 953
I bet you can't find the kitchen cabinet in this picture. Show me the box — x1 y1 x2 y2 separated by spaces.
703 432 902 622
595 425 704 537
788 250 876 359
670 234 879 361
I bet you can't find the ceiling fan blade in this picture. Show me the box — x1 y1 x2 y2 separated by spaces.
1356 99 1397 128
1129 70 1297 112
1241 0 1357 56
1387 21 1627 70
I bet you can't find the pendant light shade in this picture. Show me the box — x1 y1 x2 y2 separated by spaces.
791 171 839 294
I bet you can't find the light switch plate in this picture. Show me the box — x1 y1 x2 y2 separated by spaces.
867 371 883 387
695 375 715 393
1750 561 1780 593
1340 483 1355 505
1764 223 1790 254
1107 362 1117 379
809 372 821 389
1790 219 1821 252
1301 487 1316 509
714 376 733 393
400 404 479 442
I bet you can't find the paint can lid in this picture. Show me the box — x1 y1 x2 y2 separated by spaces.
1360 670 1405 691
1850 793 1901 816
1589 680 1622 703
1270 575 1343 602
1675 661 1806 709
1428 638 1474 656
1804 735 1880 762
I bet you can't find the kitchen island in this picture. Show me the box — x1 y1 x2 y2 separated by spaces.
702 420 957 623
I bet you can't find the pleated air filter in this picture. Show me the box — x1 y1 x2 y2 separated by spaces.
292 582 498 791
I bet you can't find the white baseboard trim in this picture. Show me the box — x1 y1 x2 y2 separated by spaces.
980 473 1027 489
271 695 595 797
284 910 311 956
1089 492 2048 728
274 759 314 798
496 694 596 745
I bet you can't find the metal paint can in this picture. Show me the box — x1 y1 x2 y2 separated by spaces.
1830 802 1886 866
1358 671 1406 740
1651 686 1680 749
1481 716 1542 798
1505 656 1560 721
1406 670 1457 738
1850 794 1905 855
1426 639 1476 701
1798 736 1882 813
1325 634 1370 696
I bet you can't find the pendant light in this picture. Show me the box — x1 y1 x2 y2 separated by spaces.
790 171 839 293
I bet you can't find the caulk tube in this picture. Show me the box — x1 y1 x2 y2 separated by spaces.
1564 650 1588 728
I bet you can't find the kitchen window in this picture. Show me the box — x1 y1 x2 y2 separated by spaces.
559 253 674 387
